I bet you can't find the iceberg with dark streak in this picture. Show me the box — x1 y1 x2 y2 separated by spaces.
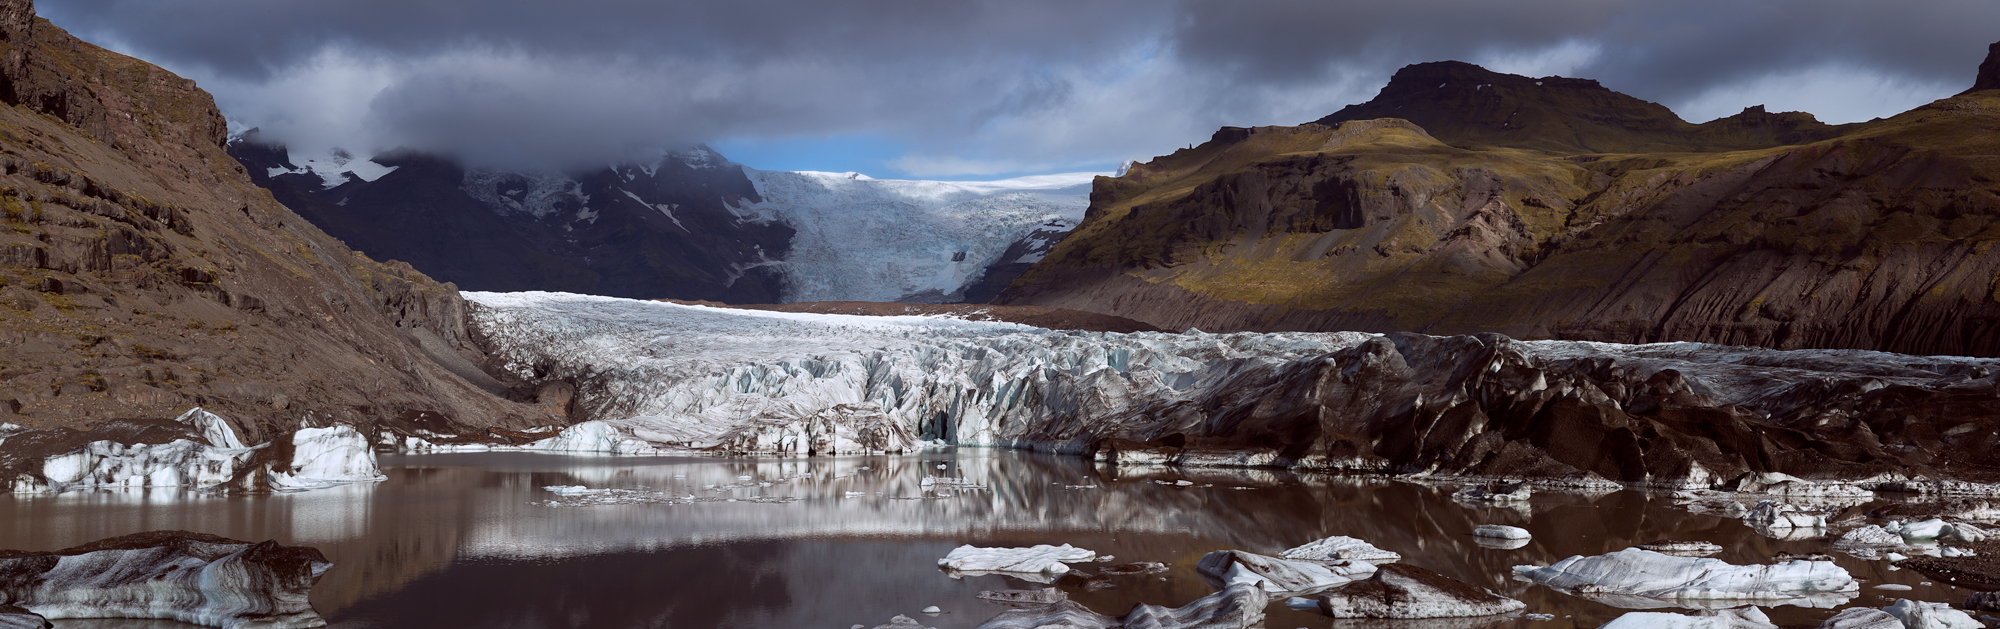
0 531 330 628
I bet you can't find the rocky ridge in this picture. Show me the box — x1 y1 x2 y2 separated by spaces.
0 0 544 440
999 45 2000 358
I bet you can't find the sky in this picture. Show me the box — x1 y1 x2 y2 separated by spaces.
41 0 2000 180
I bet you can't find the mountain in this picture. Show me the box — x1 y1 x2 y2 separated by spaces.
998 46 2000 358
0 0 543 438
228 140 1091 304
1309 61 1856 154
229 138 792 303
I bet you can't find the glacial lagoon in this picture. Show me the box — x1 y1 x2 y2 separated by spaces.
0 449 1977 628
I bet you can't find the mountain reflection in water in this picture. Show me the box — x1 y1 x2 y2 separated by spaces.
0 450 1971 628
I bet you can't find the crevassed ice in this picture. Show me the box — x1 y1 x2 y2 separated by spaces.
466 291 1376 456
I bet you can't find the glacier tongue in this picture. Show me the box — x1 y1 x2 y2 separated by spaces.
740 169 1093 302
466 290 1372 457
463 291 2000 488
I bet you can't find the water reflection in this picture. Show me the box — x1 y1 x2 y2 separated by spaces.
0 450 1979 629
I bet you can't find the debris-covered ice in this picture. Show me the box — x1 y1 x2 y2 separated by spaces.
1512 548 1856 608
1196 549 1374 594
1285 563 1525 619
971 582 1266 629
1279 535 1402 563
0 531 331 628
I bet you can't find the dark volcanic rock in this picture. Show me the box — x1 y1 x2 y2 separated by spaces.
1965 41 2000 94
1310 60 1849 154
0 531 329 628
0 0 544 435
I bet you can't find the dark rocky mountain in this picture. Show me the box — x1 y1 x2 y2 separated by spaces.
999 46 2000 358
229 136 793 302
1310 61 1856 154
0 0 544 438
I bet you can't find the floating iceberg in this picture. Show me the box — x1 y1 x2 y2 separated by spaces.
0 531 330 628
1597 607 1775 629
1744 501 1826 530
971 582 1265 629
1883 599 1981 629
938 544 1095 577
1474 525 1531 540
266 425 386 491
1512 548 1856 608
1196 549 1374 594
1278 535 1402 563
1454 483 1532 502
1635 541 1724 557
1285 563 1525 619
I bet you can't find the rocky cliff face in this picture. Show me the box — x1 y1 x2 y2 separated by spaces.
1000 50 2000 358
0 0 544 438
1968 42 2000 95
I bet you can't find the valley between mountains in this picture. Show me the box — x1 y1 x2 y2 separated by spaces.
5 0 2000 625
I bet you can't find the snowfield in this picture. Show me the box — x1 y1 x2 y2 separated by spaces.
740 169 1093 302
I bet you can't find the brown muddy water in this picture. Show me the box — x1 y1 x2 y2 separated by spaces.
0 450 1976 629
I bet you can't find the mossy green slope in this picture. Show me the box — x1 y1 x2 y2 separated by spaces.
1001 57 2000 358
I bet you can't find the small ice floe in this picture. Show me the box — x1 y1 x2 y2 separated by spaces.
920 606 942 614
1597 607 1775 628
1745 501 1827 530
1832 525 1910 559
1511 548 1857 608
920 476 988 491
1196 550 1373 594
971 582 1265 629
1474 525 1532 540
543 485 607 496
1279 535 1402 564
1454 483 1532 502
1636 540 1725 557
1525 612 1555 621
976 589 1068 606
939 544 1095 579
1284 563 1525 619
862 615 932 629
1099 562 1170 576
845 491 867 497
1873 583 1915 590
1175 480 1193 486
540 486 794 507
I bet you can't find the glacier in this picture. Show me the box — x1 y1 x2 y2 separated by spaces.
739 169 1093 302
462 290 2000 492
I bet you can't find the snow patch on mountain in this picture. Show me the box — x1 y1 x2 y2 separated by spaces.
265 147 398 189
740 169 1096 302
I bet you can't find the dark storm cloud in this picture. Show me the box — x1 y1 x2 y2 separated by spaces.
37 0 2000 171
1167 0 1999 112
